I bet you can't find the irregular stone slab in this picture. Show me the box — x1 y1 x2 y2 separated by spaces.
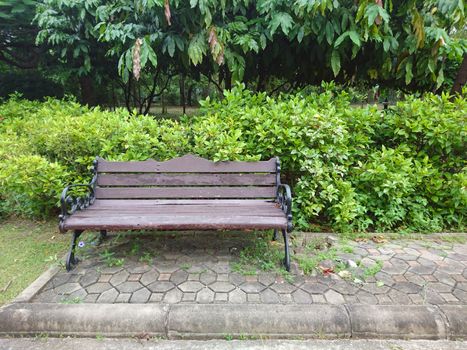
140 270 159 286
196 288 215 303
96 288 119 303
130 288 151 303
179 281 204 293
348 304 446 339
163 288 183 304
116 282 143 293
209 282 235 293
260 289 280 304
168 304 350 339
109 270 129 287
301 282 328 294
79 270 100 288
53 283 82 296
228 288 246 303
86 283 113 294
170 270 189 285
239 282 265 293
147 281 175 293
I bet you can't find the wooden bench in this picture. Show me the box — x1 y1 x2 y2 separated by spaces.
59 154 293 272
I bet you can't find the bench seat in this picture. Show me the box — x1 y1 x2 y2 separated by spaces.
62 200 288 231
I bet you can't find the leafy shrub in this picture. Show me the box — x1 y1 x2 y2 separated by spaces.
0 155 70 217
0 84 465 232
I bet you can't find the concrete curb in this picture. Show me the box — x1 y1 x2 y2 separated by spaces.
168 304 350 339
0 303 466 340
347 304 446 340
0 303 168 337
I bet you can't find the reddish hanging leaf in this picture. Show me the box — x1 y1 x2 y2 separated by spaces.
164 0 171 26
132 38 142 80
375 0 383 25
208 26 224 65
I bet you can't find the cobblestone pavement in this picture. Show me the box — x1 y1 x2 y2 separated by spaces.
33 231 467 305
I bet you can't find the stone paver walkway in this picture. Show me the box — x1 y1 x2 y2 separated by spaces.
33 231 467 306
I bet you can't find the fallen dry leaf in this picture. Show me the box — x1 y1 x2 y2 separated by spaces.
371 235 387 244
319 266 334 275
338 270 352 279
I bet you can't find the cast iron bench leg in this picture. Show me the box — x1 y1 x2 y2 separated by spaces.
272 229 278 241
282 229 290 271
66 230 83 272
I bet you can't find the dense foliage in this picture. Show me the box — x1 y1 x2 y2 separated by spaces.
0 86 465 232
34 0 466 94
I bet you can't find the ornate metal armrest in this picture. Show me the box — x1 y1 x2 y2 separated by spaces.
277 183 293 231
59 183 95 222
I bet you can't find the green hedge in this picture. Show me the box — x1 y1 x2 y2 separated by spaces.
0 87 465 232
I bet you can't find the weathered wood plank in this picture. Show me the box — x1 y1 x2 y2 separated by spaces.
95 186 276 199
97 155 276 173
97 173 276 186
90 199 276 207
72 208 284 217
63 215 287 231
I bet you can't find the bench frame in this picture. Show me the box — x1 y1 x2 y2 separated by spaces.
59 156 293 272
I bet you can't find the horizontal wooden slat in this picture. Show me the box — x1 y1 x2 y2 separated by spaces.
97 173 276 187
63 215 287 231
72 207 284 217
95 187 276 199
91 199 276 208
97 154 276 173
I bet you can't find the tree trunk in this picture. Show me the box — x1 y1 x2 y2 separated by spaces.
179 73 186 114
224 67 232 90
187 84 194 106
161 93 167 114
451 54 467 95
79 76 96 106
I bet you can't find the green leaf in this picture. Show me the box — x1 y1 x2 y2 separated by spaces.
428 59 435 73
188 33 207 66
405 60 413 85
334 32 348 47
165 36 175 57
331 49 341 76
436 68 444 89
260 33 267 49
325 22 334 45
383 38 390 52
297 27 304 43
144 38 158 68
348 31 360 46
174 36 184 51
140 41 149 67
269 12 293 35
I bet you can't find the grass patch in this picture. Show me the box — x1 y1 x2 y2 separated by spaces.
361 260 383 278
99 249 125 267
294 248 338 275
0 218 68 305
231 232 291 280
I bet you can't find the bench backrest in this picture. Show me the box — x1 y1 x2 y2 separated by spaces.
94 154 279 200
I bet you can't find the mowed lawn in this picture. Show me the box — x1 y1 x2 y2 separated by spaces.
0 218 68 305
